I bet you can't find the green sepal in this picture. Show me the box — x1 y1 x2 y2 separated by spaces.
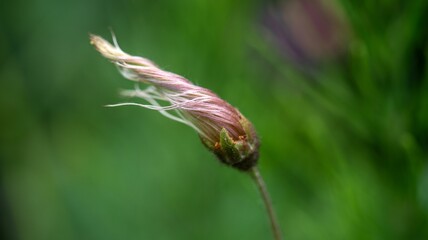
239 116 254 143
200 135 215 150
219 128 242 164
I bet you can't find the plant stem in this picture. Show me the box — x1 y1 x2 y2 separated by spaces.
250 166 283 240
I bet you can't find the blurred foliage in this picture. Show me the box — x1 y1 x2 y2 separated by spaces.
0 0 427 239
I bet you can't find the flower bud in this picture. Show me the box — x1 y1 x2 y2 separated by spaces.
90 34 259 170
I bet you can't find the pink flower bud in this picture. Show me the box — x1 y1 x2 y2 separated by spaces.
90 34 259 170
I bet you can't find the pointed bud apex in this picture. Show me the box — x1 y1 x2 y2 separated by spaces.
90 34 260 171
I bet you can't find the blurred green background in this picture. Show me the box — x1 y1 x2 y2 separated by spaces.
1 0 428 239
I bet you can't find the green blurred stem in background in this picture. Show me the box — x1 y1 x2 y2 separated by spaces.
250 167 283 240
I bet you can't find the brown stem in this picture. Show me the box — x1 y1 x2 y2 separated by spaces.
250 166 283 240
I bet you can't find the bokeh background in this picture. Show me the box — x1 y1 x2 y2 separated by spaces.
1 0 428 239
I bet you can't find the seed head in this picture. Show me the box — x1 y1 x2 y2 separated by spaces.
90 34 259 170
